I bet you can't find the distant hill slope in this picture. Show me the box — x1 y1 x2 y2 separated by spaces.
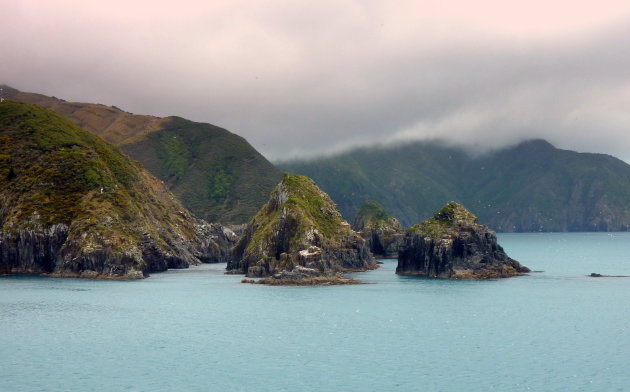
3 86 282 224
0 100 234 279
280 140 630 232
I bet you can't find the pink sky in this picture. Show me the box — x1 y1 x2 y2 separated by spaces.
2 0 630 160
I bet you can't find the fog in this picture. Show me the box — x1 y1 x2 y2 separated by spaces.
2 0 630 161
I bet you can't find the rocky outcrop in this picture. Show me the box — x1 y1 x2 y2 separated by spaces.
396 202 529 279
0 100 235 279
227 174 376 284
353 200 404 257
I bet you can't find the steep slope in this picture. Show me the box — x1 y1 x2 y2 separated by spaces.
281 140 630 232
0 100 234 279
3 86 282 224
122 117 281 223
228 174 375 284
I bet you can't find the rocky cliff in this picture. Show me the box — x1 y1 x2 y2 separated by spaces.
0 100 235 279
228 174 375 284
396 202 529 279
353 200 403 257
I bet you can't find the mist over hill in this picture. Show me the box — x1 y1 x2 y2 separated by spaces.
281 139 630 232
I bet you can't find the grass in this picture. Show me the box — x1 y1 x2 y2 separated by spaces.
409 201 477 239
0 100 140 227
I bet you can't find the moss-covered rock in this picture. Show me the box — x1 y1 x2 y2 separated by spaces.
0 100 235 279
396 202 529 279
227 174 375 284
353 200 404 257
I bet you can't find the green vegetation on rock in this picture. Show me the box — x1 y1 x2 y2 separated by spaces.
397 202 529 279
228 173 375 284
0 100 234 279
410 201 479 239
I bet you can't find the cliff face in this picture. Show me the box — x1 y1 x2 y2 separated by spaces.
228 174 375 284
0 100 235 279
353 200 404 257
396 202 529 279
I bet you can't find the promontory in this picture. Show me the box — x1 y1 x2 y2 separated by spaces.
0 100 235 279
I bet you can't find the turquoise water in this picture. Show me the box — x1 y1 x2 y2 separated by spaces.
2 233 629 392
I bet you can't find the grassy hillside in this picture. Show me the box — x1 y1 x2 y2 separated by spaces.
0 100 232 278
281 140 630 232
3 86 282 224
123 117 281 223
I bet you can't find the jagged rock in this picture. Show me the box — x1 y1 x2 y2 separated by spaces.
396 202 529 279
353 200 404 257
0 100 235 279
227 174 375 284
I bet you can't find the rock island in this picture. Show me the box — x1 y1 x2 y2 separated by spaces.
396 202 529 279
228 174 376 285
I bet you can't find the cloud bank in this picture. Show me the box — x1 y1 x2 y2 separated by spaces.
2 0 630 161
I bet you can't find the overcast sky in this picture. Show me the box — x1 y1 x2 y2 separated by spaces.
2 0 630 162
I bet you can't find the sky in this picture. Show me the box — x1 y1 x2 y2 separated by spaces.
2 0 630 162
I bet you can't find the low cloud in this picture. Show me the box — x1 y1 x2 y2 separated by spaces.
2 1 630 161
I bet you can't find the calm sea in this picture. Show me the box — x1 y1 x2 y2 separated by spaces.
2 233 629 392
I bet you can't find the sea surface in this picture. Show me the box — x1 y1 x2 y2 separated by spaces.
2 233 629 392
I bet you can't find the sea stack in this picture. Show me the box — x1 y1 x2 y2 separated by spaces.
353 200 404 257
0 100 235 279
396 202 529 279
228 174 376 284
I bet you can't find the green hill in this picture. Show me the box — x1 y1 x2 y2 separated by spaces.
3 86 282 224
0 100 234 279
281 140 630 232
228 173 375 284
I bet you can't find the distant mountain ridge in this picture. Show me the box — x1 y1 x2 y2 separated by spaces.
3 85 282 224
281 139 630 232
